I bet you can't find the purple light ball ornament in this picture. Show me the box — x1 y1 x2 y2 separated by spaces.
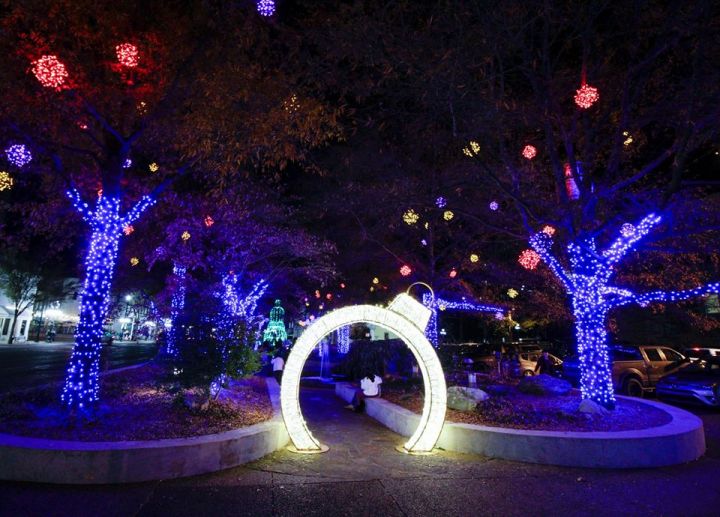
5 144 32 168
257 0 276 17
489 201 499 211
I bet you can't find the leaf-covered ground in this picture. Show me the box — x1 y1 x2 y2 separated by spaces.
382 377 672 432
0 364 273 441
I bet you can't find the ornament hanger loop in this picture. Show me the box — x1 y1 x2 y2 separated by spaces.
406 282 434 305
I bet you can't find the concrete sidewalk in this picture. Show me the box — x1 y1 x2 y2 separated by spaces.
1 387 719 516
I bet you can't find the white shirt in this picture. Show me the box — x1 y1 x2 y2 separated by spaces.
360 375 382 397
271 357 285 371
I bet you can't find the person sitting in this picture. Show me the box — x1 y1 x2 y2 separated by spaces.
346 373 383 412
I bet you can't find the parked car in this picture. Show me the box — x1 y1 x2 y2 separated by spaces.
656 356 720 408
682 346 720 362
562 345 689 396
101 331 114 346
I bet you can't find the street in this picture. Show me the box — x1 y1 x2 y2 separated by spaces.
0 341 158 392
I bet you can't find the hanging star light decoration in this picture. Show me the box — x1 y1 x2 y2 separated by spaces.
507 288 519 299
443 210 454 221
256 0 276 16
489 201 499 211
518 249 541 270
574 83 599 109
403 209 420 225
148 162 159 172
541 225 556 236
31 55 69 89
435 196 447 208
115 43 139 67
400 265 412 276
462 140 481 157
181 231 191 241
522 145 537 159
5 144 32 167
0 171 13 191
130 257 140 266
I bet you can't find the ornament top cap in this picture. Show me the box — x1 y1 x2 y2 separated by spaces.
388 292 432 331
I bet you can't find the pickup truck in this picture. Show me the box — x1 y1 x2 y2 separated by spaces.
562 345 689 397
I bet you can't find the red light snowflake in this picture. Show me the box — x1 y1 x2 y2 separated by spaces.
449 268 458 278
518 249 541 270
326 293 333 300
541 225 556 236
32 55 68 89
116 43 139 67
522 145 537 160
123 225 134 235
204 215 214 227
400 265 412 276
574 83 599 109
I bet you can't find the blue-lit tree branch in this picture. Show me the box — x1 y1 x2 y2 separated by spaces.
66 188 95 225
122 195 157 226
602 213 662 266
611 282 720 309
422 293 504 346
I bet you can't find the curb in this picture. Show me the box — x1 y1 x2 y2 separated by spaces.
336 382 705 468
0 378 289 484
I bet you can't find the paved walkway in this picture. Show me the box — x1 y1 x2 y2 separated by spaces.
1 387 719 516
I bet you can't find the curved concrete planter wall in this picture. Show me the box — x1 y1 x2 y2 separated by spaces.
336 382 705 468
0 379 289 484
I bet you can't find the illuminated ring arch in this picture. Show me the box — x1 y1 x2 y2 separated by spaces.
281 300 447 454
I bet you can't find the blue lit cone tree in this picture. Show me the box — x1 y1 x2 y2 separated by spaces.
263 300 288 348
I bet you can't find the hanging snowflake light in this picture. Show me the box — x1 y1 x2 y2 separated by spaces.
372 277 379 285
123 225 134 236
424 222 429 230
620 223 636 238
469 253 479 263
256 0 276 16
443 210 454 221
97 189 103 198
494 311 504 320
31 55 68 89
181 231 191 241
449 268 458 278
314 290 321 299
462 140 481 157
326 293 333 300
507 288 519 299
522 145 537 160
130 257 140 266
518 249 541 270
400 265 412 276
5 144 32 167
204 215 214 227
115 43 139 67
541 225 556 236
489 201 499 211
574 83 599 109
340 283 346 289
421 239 428 246
435 196 447 208
148 162 159 172
623 131 633 146
403 209 420 225
0 171 13 191
123 158 132 169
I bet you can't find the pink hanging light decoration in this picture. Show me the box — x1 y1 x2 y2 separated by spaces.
116 43 139 67
518 249 541 270
574 83 599 109
400 265 412 277
522 145 537 160
31 55 68 89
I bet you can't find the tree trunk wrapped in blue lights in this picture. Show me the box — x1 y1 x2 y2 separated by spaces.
61 189 155 410
530 213 720 410
162 262 187 359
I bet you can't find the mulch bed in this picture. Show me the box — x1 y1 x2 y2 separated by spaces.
382 377 673 432
0 364 273 442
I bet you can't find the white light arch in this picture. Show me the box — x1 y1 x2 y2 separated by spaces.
281 293 447 454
